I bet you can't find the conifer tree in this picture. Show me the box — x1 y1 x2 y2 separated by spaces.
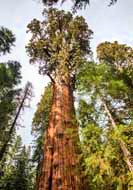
0 27 21 160
32 84 53 189
27 8 92 190
76 41 133 189
0 136 35 190
0 26 34 189
12 146 33 190
0 82 33 161
0 26 15 55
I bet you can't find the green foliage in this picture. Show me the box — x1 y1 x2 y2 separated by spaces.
0 136 35 190
11 146 34 190
32 83 52 134
0 61 21 88
32 83 52 181
77 44 133 124
97 41 133 70
27 8 92 84
76 41 133 189
78 106 133 189
0 61 22 157
0 27 15 55
0 26 35 189
96 41 133 123
0 25 23 164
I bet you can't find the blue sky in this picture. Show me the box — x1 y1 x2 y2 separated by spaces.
0 0 133 145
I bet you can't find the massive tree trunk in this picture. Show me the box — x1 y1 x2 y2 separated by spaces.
38 77 80 190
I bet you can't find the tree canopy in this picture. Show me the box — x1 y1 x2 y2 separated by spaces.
0 27 15 55
76 40 133 189
27 8 93 85
0 25 35 190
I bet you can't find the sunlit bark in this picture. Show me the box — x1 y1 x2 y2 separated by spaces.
38 76 80 190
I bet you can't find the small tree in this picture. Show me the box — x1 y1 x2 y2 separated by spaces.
0 137 34 190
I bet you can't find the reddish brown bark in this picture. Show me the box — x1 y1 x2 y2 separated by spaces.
38 78 80 190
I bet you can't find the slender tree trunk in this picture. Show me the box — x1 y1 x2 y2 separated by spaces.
101 98 133 173
0 82 32 161
38 78 80 190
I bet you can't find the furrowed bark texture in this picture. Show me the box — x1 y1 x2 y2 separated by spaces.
38 79 80 190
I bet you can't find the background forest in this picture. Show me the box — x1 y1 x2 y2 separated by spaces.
0 0 132 190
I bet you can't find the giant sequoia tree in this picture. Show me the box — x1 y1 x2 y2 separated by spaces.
27 8 92 190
